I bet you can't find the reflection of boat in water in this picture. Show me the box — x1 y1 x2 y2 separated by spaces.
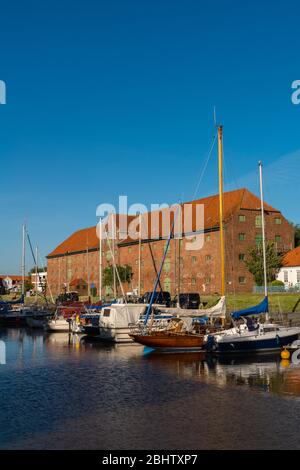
44 332 82 348
146 350 300 398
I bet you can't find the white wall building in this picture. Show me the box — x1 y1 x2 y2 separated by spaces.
276 246 300 289
31 271 47 293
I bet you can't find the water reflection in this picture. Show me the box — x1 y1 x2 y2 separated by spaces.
2 328 300 398
145 351 300 398
2 329 300 449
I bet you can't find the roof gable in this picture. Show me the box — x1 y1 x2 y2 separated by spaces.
283 246 300 267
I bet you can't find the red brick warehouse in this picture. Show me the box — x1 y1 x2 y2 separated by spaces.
46 188 294 298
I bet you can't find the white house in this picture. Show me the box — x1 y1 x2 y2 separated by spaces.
277 246 300 288
0 275 29 293
31 271 47 293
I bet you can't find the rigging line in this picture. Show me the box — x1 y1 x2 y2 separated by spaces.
139 214 163 294
192 132 217 200
103 223 127 305
26 230 37 266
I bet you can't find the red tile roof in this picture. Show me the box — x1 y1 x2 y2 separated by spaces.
47 214 136 258
0 275 30 281
119 188 280 244
47 189 281 256
282 246 300 267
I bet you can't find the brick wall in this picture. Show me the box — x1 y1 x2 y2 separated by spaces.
47 210 294 298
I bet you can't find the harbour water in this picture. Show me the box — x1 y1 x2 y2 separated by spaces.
1 328 300 450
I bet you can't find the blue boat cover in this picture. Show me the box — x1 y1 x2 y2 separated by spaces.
231 296 269 320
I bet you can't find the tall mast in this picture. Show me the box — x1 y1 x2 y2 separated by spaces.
218 125 225 296
138 213 142 296
112 214 117 299
86 239 90 298
21 224 26 298
99 217 102 302
35 245 38 303
259 161 268 313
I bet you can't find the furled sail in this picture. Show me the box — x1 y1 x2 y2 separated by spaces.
231 296 269 320
158 296 226 319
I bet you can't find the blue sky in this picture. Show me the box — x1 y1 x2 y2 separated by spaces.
0 0 299 273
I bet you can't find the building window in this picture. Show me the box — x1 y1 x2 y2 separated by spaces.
164 259 171 272
275 235 282 243
164 278 171 292
191 277 196 285
239 253 245 261
205 277 211 284
140 280 144 289
191 256 197 264
297 271 300 283
135 259 139 265
239 215 246 222
275 217 282 225
205 255 211 261
255 234 263 245
205 234 211 242
128 247 132 253
239 233 245 241
141 245 144 251
239 277 246 284
284 271 288 283
255 215 262 228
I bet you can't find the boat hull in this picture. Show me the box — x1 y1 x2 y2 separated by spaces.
130 332 204 350
210 332 300 354
46 319 71 332
98 327 134 343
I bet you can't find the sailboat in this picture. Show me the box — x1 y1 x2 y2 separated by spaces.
130 126 226 351
205 162 300 353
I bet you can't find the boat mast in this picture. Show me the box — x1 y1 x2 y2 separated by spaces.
99 217 102 302
138 212 142 297
259 161 269 319
86 238 90 298
21 224 26 298
218 125 225 296
112 214 117 299
35 245 38 303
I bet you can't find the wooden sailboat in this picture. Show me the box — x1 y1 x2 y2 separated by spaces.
130 125 226 351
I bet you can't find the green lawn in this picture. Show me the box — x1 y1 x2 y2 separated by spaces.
201 293 300 314
1 292 300 314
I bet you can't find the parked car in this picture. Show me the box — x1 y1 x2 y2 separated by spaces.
140 291 171 307
176 293 201 309
56 291 79 304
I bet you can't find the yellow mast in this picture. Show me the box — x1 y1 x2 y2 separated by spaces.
218 125 225 296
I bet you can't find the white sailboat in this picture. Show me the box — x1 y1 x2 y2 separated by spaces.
205 162 300 353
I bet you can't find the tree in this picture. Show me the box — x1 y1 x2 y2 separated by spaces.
28 266 47 274
24 280 34 293
103 264 133 287
245 241 282 286
289 222 300 247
